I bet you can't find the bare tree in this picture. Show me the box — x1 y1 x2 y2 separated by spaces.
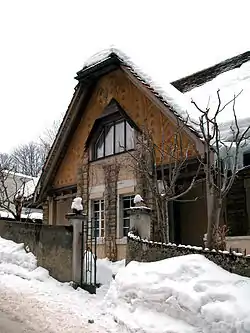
128 120 201 243
39 116 62 156
11 142 44 177
192 90 250 249
0 165 28 221
0 153 13 170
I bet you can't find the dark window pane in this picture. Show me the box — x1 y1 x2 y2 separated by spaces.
126 122 134 150
95 131 104 158
244 152 250 166
123 219 130 228
123 198 131 209
105 125 114 156
123 210 130 218
123 228 129 236
115 121 125 153
94 201 99 210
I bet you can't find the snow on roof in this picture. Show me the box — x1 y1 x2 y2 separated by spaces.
81 47 196 134
82 47 250 145
5 170 36 180
0 209 42 221
185 60 250 141
23 177 39 199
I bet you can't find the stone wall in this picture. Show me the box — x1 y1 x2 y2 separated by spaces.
0 220 73 282
127 234 250 277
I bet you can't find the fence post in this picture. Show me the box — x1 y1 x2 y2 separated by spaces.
66 213 87 285
129 202 152 239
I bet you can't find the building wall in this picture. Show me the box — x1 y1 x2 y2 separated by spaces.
227 171 248 236
226 236 250 254
43 69 202 259
178 180 207 246
52 69 198 189
0 220 73 282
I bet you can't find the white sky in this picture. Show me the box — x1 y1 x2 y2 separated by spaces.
0 0 249 153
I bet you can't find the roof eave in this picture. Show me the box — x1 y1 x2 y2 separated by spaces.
75 55 120 82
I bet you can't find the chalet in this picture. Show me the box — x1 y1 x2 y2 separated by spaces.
34 49 207 260
34 49 250 258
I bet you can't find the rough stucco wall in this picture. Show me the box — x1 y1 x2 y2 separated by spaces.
89 154 135 188
52 69 197 189
0 220 73 282
127 237 250 277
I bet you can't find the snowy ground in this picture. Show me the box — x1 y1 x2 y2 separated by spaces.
0 237 122 333
1 236 250 333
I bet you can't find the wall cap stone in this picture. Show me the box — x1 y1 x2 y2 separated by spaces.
128 232 250 259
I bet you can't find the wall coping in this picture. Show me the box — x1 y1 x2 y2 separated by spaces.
127 232 250 259
226 236 250 241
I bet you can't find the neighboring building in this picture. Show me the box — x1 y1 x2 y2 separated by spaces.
172 51 250 253
0 171 42 222
34 49 250 258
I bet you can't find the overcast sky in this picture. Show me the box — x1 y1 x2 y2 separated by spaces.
0 0 249 153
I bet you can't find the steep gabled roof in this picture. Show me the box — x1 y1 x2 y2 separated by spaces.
171 51 250 93
76 48 197 135
35 48 204 202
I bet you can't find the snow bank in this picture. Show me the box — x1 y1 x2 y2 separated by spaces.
0 237 37 271
0 236 119 332
105 254 250 333
96 257 125 285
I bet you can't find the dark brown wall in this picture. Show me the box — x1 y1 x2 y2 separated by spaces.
178 181 207 246
0 221 73 282
227 170 249 236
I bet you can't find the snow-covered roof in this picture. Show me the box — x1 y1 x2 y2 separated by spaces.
185 60 250 141
23 177 39 199
80 47 198 136
0 209 43 221
5 170 35 180
81 47 250 146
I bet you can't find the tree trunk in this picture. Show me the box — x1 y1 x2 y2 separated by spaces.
214 198 222 230
206 185 215 249
164 199 169 243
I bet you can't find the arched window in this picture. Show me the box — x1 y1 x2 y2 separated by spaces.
93 119 134 160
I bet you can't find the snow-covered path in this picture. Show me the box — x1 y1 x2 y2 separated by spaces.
0 273 110 333
0 310 38 333
2 236 250 332
0 237 121 333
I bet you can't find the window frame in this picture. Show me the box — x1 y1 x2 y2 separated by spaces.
92 118 135 161
92 199 105 238
120 195 135 237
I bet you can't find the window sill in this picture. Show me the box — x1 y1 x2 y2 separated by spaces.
116 237 127 245
90 149 135 163
95 237 127 245
96 237 105 245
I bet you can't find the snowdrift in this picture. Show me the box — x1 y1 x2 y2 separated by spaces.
105 254 250 333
